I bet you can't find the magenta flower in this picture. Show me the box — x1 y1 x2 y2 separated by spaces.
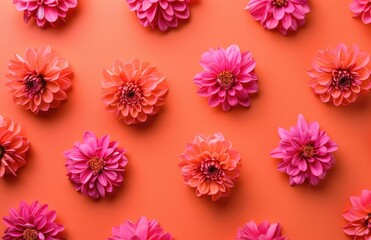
246 0 310 35
126 0 190 31
64 131 128 199
350 0 371 24
108 216 172 240
194 44 258 111
236 221 288 240
3 201 64 240
270 114 338 186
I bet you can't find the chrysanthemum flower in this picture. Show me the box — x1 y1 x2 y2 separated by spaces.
236 221 288 240
350 0 371 24
178 133 241 201
308 43 371 106
343 189 371 240
0 116 29 177
108 216 172 240
194 44 258 111
102 59 168 125
64 131 128 199
126 0 190 31
6 46 73 114
13 0 77 28
270 114 338 186
3 201 64 240
246 0 310 35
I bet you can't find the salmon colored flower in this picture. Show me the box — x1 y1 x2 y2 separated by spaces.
102 59 168 125
178 133 241 201
350 0 371 24
308 43 371 106
6 46 73 114
343 189 371 240
0 116 29 177
236 221 288 240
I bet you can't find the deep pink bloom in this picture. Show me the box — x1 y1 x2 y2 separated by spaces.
3 201 64 240
194 45 258 111
108 216 172 240
246 0 310 35
179 133 241 201
236 221 288 240
64 131 128 199
270 114 338 186
343 190 371 240
126 0 190 31
350 0 371 24
13 0 77 28
0 115 29 177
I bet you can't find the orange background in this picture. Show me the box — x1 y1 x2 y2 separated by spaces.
0 0 370 239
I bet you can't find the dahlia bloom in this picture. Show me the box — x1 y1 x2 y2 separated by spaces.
194 44 258 111
178 133 241 201
6 46 73 114
270 114 338 186
343 189 371 240
108 216 172 240
64 131 128 199
126 0 190 31
3 201 64 240
102 59 168 125
308 43 371 106
236 221 288 240
350 0 371 24
246 0 310 35
13 0 78 28
0 115 29 177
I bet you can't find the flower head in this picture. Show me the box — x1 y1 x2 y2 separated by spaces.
236 221 288 240
13 0 77 28
64 131 128 199
246 0 310 35
308 43 371 106
350 0 371 24
102 59 168 125
6 46 73 114
108 216 172 240
0 116 29 177
270 114 338 186
126 0 190 31
178 133 241 201
194 45 258 111
343 189 371 240
3 201 64 240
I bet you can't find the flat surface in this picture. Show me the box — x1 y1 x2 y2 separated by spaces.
0 0 370 239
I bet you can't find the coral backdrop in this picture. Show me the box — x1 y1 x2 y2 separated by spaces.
0 0 370 239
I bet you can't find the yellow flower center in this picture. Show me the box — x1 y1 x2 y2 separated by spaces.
273 0 287 7
23 228 38 240
302 144 314 158
88 157 105 174
217 71 235 89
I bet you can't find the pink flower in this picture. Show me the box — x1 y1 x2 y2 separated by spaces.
270 114 338 186
6 46 73 114
178 133 241 201
194 45 258 111
13 0 78 28
246 0 310 35
0 115 29 177
108 216 172 240
308 43 371 106
102 59 168 125
126 0 190 31
3 201 64 240
343 190 371 240
350 0 371 24
64 131 128 199
236 221 288 240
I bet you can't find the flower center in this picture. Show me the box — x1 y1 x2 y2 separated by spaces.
24 74 45 97
120 83 142 105
217 71 235 89
302 144 314 158
200 160 223 181
332 69 353 90
273 0 287 7
88 157 105 174
364 213 371 228
22 228 38 240
0 145 4 159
